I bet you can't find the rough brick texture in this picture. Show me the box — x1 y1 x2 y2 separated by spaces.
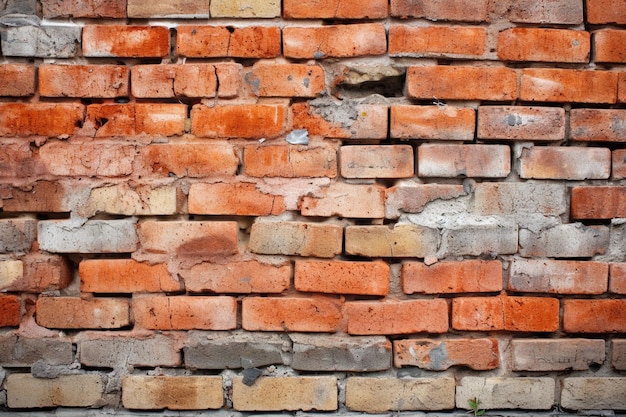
1 1 624 414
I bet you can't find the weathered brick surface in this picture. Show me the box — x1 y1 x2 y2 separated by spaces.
571 186 626 219
192 103 287 139
36 296 130 329
506 0 583 24
478 106 565 141
473 181 567 216
520 68 618 103
391 105 476 141
211 0 280 18
127 0 210 18
509 259 608 295
594 29 626 63
345 224 439 258
610 263 626 294
177 26 281 58
570 109 626 142
39 64 129 98
247 63 325 97
0 295 20 327
438 220 518 257
243 143 338 178
80 333 181 368
300 183 385 218
7 374 104 408
456 377 555 410
295 260 389 296
394 338 499 370
587 0 626 24
284 0 388 18
512 339 605 371
612 339 626 370
561 378 626 410
0 218 36 253
519 224 610 258
78 183 178 217
0 64 35 96
498 28 589 63
390 0 490 22
519 146 611 179
402 260 502 294
1 26 81 58
417 144 511 178
385 183 467 218
389 25 486 58
0 334 73 367
249 221 343 258
242 296 342 332
0 103 84 137
38 219 138 253
82 25 170 57
42 0 127 18
340 145 414 178
80 259 182 293
122 375 223 410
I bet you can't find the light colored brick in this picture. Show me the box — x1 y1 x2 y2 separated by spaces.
39 141 135 177
385 182 467 218
7 374 104 408
284 0 388 18
612 339 626 369
391 105 476 141
417 143 511 178
506 0 583 24
456 377 555 410
394 338 499 370
1 253 71 293
294 260 389 296
1 25 81 58
391 0 489 22
519 224 610 258
80 333 181 368
0 260 23 290
340 145 414 179
300 183 385 218
512 339 605 371
498 28 589 63
79 259 182 293
402 260 502 294
345 224 439 258
346 377 455 412
561 377 626 410
242 296 342 332
389 25 486 58
509 259 608 295
232 376 337 411
210 0 279 17
42 0 126 18
249 221 343 258
122 375 223 410
520 68 618 103
519 146 611 179
38 219 138 253
473 181 567 216
438 219 518 257
127 0 209 17
78 183 177 217
477 106 565 141
36 296 130 329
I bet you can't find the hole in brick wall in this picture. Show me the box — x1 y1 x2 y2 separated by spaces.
333 74 405 98
226 26 235 33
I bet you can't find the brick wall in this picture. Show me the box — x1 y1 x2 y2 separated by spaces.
1 0 626 414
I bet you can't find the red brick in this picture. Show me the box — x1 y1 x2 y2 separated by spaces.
346 299 448 335
249 221 343 258
80 259 182 293
506 0 583 24
391 105 475 141
610 263 626 294
82 25 169 58
283 23 386 59
570 109 626 143
128 0 210 17
587 0 626 24
284 0 388 18
85 103 186 137
0 103 84 137
134 103 187 136
36 296 130 329
39 64 129 98
138 221 239 257
0 181 72 212
0 142 44 179
571 186 626 219
243 143 338 178
300 183 385 218
242 296 343 332
389 25 486 58
402 260 502 294
390 0 489 22
477 106 565 141
520 68 618 103
181 260 291 293
452 296 559 332
564 300 626 333
345 224 439 258
0 295 20 327
417 144 510 178
7 253 72 293
385 183 467 218
509 259 608 295
394 338 499 370
246 63 325 98
406 66 517 101
134 295 237 330
39 141 135 177
0 64 35 96
295 260 389 296
188 182 285 216
498 28 589 63
291 101 388 140
340 145 413 179
42 0 127 18
191 103 287 139
620 72 626 103
132 63 241 98
519 146 611 180
177 26 281 58
136 142 239 178
594 30 626 63
613 150 626 179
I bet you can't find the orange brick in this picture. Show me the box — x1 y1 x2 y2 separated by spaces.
0 103 84 137
497 28 589 63
181 260 291 293
136 142 239 178
564 300 626 332
346 300 449 335
80 259 182 293
291 101 388 140
39 64 129 98
519 146 611 180
295 260 389 296
594 30 626 63
587 0 626 24
7 253 71 293
300 183 385 218
385 183 467 218
390 105 475 141
509 259 609 295
390 0 489 22
83 25 169 57
188 182 285 216
570 109 626 142
138 220 239 257
36 296 130 329
610 263 626 294
0 295 20 327
242 296 343 332
417 144 510 178
520 68 618 103
243 143 338 178
613 150 626 179
506 0 583 24
191 103 287 139
478 106 565 141
249 221 343 258
177 26 281 58
133 295 237 330
39 141 135 177
389 25 486 57
0 64 35 96
86 103 186 137
42 0 127 18
246 63 325 97
571 186 626 219
406 66 517 101
340 145 414 179
284 0 388 18
620 72 626 103
402 260 502 294
283 23 386 59
394 338 499 370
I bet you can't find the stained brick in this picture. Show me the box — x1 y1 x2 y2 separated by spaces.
0 260 23 291
456 377 555 410
243 143 338 178
177 26 281 58
284 0 388 18
0 218 36 253
1 26 81 58
82 25 169 58
191 103 287 139
42 0 127 18
78 183 177 217
242 296 342 332
340 145 414 178
519 224 610 258
564 300 626 333
417 143 510 178
345 224 439 258
3 253 71 293
295 260 389 296
612 339 626 369
391 105 476 141
506 0 583 24
80 259 182 293
7 374 104 408
0 333 73 367
438 219 518 257
39 64 129 98
571 186 626 219
246 63 325 97
473 181 567 216
80 333 181 368
346 299 449 335
512 339 605 371
519 146 610 180
249 221 343 258
300 183 385 218
385 183 467 218
561 378 626 410
477 106 565 141
498 28 589 63
520 68 618 103
586 0 626 24
127 0 210 18
570 109 626 142
509 259 608 295
0 103 84 137
0 181 73 212
394 338 499 370
390 0 489 22
39 141 135 177
188 182 285 216
122 376 223 410
0 64 35 96
614 150 626 179
610 263 626 294
402 260 502 294
284 23 386 59
210 0 280 18
0 295 20 327
389 25 486 58
36 296 130 329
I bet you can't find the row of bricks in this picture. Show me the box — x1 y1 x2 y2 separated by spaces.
30 0 624 24
3 292 626 333
2 100 626 141
5 373 626 411
3 330 624 373
3 257 626 296
2 23 626 64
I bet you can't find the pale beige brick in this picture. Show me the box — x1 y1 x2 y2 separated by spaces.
122 375 223 410
7 374 104 408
